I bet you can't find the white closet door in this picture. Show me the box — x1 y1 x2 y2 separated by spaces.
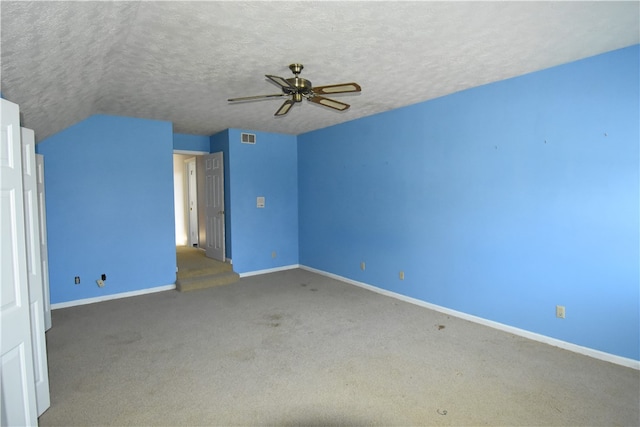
1 99 39 426
22 127 51 416
36 153 52 331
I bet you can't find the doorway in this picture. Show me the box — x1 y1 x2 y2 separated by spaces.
173 152 206 247
173 151 227 263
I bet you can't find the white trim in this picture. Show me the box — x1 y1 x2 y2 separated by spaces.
239 264 300 278
173 149 208 155
51 284 176 310
300 265 640 370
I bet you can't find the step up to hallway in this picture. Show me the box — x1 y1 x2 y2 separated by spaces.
176 246 240 292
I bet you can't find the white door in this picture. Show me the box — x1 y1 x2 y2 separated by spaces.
1 99 38 426
187 158 198 247
36 154 52 331
204 152 225 261
22 127 51 416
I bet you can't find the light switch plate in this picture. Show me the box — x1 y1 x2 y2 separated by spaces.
257 196 265 208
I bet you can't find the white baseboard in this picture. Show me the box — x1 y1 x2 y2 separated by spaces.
51 284 176 310
300 265 640 370
239 264 300 278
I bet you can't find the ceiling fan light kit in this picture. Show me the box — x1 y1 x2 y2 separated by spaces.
228 64 361 117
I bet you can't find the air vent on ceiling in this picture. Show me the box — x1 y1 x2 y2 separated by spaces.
241 133 256 144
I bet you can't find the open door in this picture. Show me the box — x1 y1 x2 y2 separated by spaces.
1 99 39 425
21 127 51 416
203 152 225 261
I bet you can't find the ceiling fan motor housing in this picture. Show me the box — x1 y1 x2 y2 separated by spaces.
285 77 313 101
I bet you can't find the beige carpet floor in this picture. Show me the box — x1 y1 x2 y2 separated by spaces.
39 269 639 426
176 246 239 291
176 246 231 277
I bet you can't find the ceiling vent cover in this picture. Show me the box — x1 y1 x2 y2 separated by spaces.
241 133 256 144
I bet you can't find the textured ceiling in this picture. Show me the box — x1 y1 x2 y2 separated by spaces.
1 1 638 142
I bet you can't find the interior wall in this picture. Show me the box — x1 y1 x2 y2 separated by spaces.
173 133 210 152
37 115 176 304
297 45 639 360
212 129 298 273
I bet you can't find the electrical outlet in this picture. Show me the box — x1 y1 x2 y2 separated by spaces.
74 276 80 285
101 274 107 281
96 279 105 288
399 271 405 280
556 305 566 319
360 262 366 271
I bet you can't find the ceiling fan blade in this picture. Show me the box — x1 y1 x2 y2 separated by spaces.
308 95 350 111
228 94 286 102
275 99 295 116
266 74 296 90
312 82 361 95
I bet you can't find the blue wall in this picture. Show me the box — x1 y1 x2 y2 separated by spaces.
173 133 210 152
298 46 639 360
37 115 176 304
212 129 299 273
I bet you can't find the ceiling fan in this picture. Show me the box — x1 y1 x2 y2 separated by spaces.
227 64 361 116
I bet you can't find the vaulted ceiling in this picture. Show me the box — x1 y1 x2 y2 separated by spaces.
1 1 638 142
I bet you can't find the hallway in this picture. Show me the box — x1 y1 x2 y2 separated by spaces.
175 246 239 292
